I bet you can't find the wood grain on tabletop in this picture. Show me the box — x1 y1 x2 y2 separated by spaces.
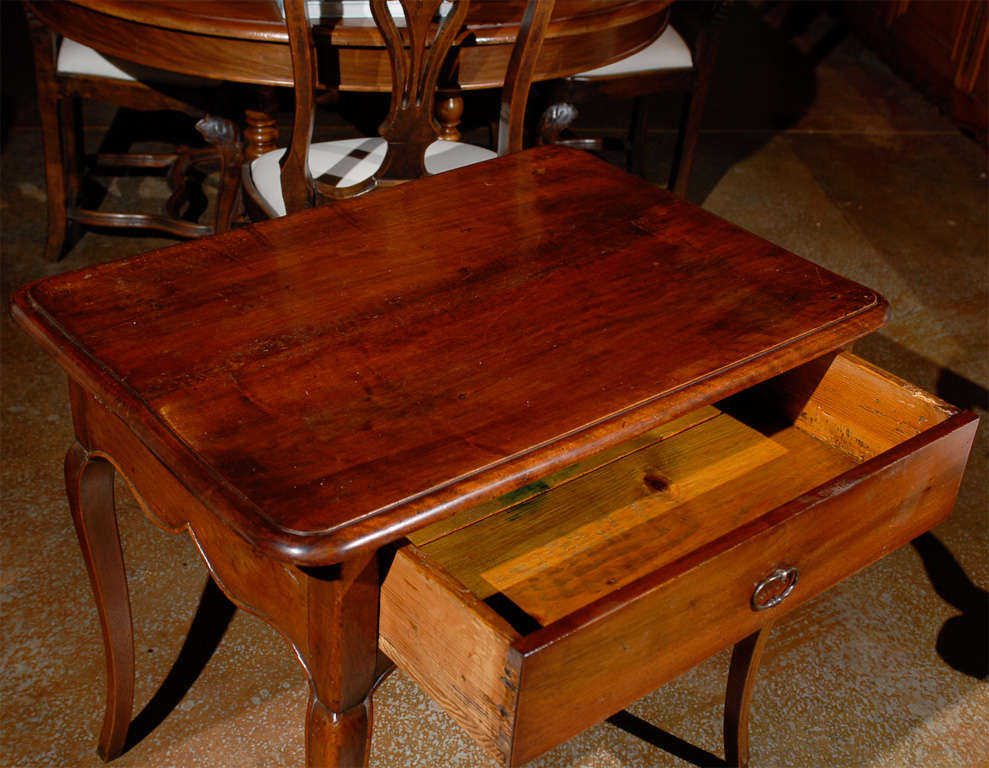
11 147 887 564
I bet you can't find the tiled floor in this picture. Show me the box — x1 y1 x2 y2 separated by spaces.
2 4 986 767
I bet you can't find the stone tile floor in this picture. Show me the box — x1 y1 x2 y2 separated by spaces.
2 3 986 767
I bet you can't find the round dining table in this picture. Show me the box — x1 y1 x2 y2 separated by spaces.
25 0 672 158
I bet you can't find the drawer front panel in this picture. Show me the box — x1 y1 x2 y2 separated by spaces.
509 412 977 766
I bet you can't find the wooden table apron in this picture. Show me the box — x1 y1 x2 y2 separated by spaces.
13 148 896 767
25 0 672 157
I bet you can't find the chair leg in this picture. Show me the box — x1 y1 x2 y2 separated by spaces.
28 18 70 262
668 90 698 199
164 146 197 221
197 116 243 234
61 95 85 220
724 625 771 768
669 6 723 199
65 443 135 761
628 95 650 178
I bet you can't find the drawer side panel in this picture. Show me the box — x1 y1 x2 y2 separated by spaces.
379 545 521 765
767 352 958 460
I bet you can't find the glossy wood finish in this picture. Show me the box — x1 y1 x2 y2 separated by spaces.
25 0 672 175
64 441 133 761
13 147 887 566
304 554 380 768
11 146 974 766
60 378 371 766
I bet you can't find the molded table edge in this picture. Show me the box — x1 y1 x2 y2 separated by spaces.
10 287 888 567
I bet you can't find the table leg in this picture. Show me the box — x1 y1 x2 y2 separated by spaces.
65 442 134 761
63 384 388 765
302 555 381 768
724 624 771 768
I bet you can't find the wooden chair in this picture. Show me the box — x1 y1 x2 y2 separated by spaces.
244 0 555 218
27 10 242 262
538 0 730 198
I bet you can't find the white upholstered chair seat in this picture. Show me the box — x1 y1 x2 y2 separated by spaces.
577 25 692 78
285 1 451 20
56 37 219 88
251 137 496 217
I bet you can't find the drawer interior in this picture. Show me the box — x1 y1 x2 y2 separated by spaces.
403 351 958 631
380 351 966 765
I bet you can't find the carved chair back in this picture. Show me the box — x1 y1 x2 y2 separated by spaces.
279 0 555 213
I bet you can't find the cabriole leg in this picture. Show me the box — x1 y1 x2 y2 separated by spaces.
724 624 771 768
65 442 134 761
307 695 372 768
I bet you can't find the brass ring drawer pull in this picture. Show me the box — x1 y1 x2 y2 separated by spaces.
751 567 799 611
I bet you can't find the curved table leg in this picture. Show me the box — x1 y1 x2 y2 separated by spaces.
307 696 373 768
65 442 134 761
724 624 771 768
64 384 389 766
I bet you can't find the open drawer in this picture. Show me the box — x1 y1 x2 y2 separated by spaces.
378 352 977 767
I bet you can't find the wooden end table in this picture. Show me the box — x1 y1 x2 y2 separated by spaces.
11 147 977 767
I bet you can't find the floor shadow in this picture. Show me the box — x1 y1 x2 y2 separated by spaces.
1 1 34 151
90 108 210 208
554 1 850 204
606 710 727 767
686 0 849 203
50 106 218 255
937 368 989 413
912 533 989 680
124 576 237 752
824 334 988 678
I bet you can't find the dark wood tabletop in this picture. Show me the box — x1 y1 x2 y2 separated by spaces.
24 0 673 89
12 147 887 566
